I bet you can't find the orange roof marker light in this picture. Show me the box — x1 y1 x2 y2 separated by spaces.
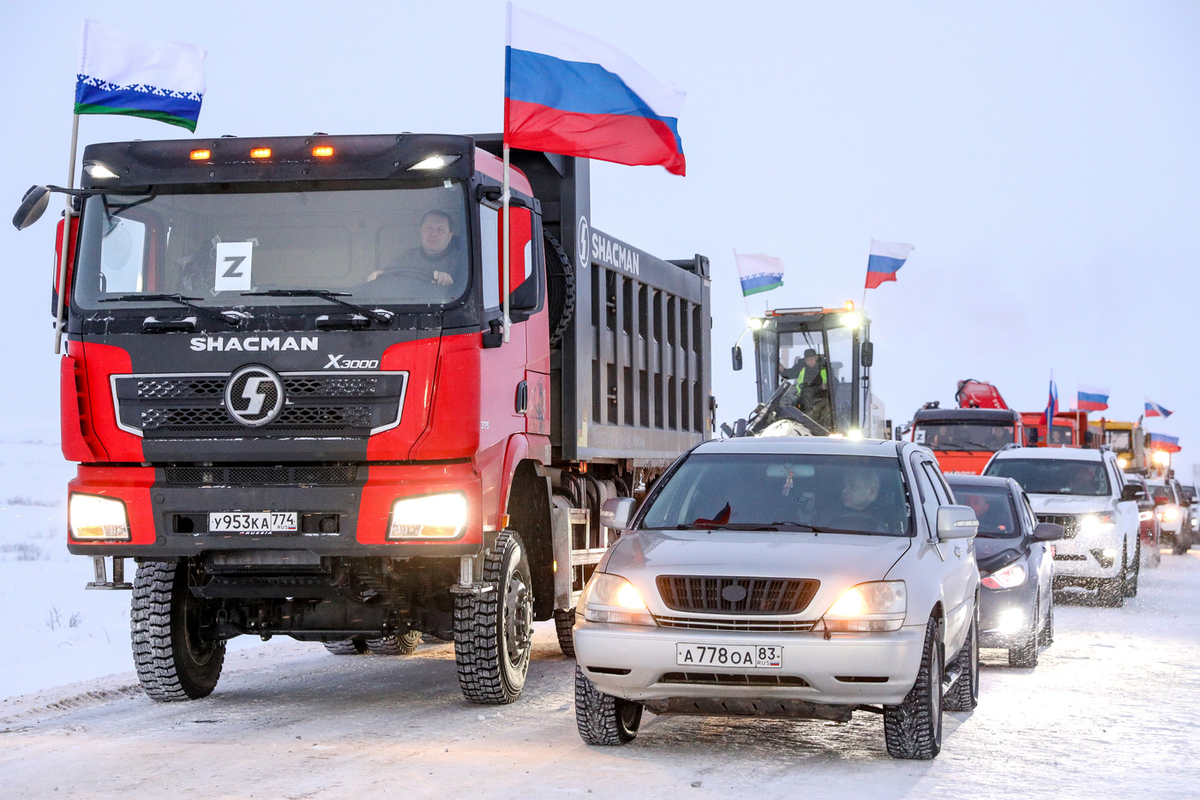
312 146 334 158
189 149 211 161
250 148 272 159
844 300 855 311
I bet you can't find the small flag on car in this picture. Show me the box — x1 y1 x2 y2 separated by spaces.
864 239 914 289
1145 399 1173 418
504 3 687 175
74 20 207 132
734 252 784 296
1076 385 1110 412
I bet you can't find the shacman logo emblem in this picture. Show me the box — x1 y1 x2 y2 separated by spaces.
224 365 285 427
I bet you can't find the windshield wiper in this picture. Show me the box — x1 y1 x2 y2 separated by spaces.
241 289 394 325
98 293 246 326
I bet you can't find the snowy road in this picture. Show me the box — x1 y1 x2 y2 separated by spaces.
2 554 1198 799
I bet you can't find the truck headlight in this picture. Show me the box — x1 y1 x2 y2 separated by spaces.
982 561 1028 590
580 572 656 626
1079 512 1115 534
821 580 906 632
68 493 130 541
386 492 468 539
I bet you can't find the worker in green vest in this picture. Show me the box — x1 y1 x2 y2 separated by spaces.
781 349 831 430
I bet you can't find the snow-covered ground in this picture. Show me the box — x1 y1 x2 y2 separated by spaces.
3 435 1200 798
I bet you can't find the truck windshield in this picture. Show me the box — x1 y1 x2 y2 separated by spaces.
639 453 911 537
984 458 1111 497
914 422 1014 451
74 185 471 311
1106 430 1132 450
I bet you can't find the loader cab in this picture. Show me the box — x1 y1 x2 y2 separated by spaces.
745 305 873 436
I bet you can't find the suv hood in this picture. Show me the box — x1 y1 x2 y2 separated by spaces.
601 529 912 618
1027 494 1112 515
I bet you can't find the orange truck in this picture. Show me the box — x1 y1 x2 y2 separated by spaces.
1020 410 1092 448
908 380 1024 474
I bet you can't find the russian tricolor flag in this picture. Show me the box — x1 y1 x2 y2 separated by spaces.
1044 377 1058 433
1148 433 1181 453
1145 399 1173 418
1077 385 1110 412
504 4 686 175
865 239 915 289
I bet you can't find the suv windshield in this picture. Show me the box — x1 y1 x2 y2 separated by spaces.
639 453 911 537
984 458 1111 497
915 422 1014 451
945 484 1018 538
74 185 470 311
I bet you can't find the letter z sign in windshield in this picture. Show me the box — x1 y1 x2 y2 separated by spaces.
215 241 254 292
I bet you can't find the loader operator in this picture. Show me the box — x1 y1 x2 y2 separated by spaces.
366 210 464 287
781 348 831 429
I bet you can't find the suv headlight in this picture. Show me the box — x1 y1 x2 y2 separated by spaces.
821 580 906 632
1079 512 1116 534
982 561 1028 590
1157 505 1180 523
69 493 131 541
580 572 656 626
386 492 468 539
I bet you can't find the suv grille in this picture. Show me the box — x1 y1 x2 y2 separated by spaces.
1036 514 1079 539
656 576 819 615
654 615 815 632
164 465 359 486
659 672 810 687
113 372 406 440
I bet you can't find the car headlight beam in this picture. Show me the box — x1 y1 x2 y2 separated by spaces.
69 493 131 541
387 492 468 540
580 572 656 626
821 580 906 632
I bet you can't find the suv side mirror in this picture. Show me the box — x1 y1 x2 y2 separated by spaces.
1032 521 1065 541
1121 485 1146 502
936 505 979 540
732 345 743 371
599 497 637 531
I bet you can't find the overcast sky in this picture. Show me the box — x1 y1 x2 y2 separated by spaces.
2 1 1197 476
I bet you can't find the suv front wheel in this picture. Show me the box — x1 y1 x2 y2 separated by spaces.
884 617 943 759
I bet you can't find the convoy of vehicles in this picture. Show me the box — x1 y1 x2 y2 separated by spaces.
944 474 1063 667
983 447 1141 607
1148 479 1189 555
573 437 980 759
16 134 713 705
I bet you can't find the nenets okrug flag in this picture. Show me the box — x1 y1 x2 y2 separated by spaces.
734 252 785 296
504 3 686 175
75 20 207 132
865 239 915 289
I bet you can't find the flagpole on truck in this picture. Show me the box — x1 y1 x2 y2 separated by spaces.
502 144 511 343
53 113 80 355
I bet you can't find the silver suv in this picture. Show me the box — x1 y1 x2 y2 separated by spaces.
983 447 1140 606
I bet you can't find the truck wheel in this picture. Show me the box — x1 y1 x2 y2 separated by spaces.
554 608 576 658
1124 543 1140 598
574 665 642 745
366 631 422 655
323 638 369 655
1008 597 1040 668
883 617 942 759
131 560 225 702
944 612 979 711
454 531 534 704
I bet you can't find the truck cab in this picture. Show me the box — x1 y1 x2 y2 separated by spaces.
910 407 1024 475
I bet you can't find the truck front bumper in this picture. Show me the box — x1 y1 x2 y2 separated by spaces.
573 618 926 707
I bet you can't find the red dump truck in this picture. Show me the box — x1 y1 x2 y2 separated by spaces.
14 133 711 704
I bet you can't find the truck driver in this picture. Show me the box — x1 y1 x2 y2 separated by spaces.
367 210 464 286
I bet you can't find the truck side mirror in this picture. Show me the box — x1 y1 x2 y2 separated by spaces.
732 345 743 371
13 185 50 231
599 497 637 531
860 341 874 368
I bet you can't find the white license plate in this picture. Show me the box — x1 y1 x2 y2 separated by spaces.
208 512 298 535
676 643 783 669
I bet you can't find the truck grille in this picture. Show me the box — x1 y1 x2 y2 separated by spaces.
112 371 406 439
164 465 359 485
1036 514 1079 539
656 576 819 615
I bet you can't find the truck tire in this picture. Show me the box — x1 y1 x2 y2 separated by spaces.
454 531 534 704
1008 597 1040 668
1124 543 1140 598
554 608 576 658
944 613 979 711
884 617 942 759
574 665 642 745
323 638 369 655
366 631 422 655
131 560 225 702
